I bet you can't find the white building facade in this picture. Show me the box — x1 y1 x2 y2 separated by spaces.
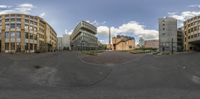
57 34 71 51
159 17 178 52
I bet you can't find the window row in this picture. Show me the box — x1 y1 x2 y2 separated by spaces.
188 33 200 39
5 32 21 38
187 26 200 33
5 23 21 29
5 43 37 50
5 18 21 23
4 32 37 40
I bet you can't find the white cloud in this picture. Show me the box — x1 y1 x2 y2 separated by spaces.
18 3 34 8
169 11 200 21
39 12 46 18
189 5 200 8
65 29 73 35
97 21 158 40
0 3 35 14
0 5 11 9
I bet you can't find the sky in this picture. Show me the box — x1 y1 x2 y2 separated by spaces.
0 0 200 44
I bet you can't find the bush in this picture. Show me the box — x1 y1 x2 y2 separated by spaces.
130 50 146 54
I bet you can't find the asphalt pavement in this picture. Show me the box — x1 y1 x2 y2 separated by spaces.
0 51 200 99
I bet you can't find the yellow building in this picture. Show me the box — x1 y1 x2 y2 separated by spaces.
112 35 135 51
184 16 200 51
0 14 57 53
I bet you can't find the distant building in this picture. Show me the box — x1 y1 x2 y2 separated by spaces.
70 21 98 50
159 17 178 52
138 37 144 48
112 35 135 51
144 40 159 49
57 34 71 51
57 37 63 50
62 34 71 50
184 16 200 51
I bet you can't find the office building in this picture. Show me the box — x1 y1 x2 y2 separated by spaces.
159 17 178 52
184 16 200 51
0 14 57 53
70 21 98 50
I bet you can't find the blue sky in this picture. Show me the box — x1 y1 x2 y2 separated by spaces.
0 0 200 44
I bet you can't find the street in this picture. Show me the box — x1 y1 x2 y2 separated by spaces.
0 51 200 99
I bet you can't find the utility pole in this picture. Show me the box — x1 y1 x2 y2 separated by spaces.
171 38 173 54
109 27 111 50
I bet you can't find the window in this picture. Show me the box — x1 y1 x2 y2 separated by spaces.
163 28 165 31
30 21 33 24
25 25 29 29
16 32 21 38
16 24 21 29
30 44 33 50
25 32 29 39
5 32 9 38
194 34 197 38
5 43 9 50
10 18 15 22
10 32 15 38
10 24 15 28
17 14 21 17
162 33 165 35
16 18 21 22
11 43 15 50
34 22 37 25
5 24 10 29
25 19 29 23
25 15 29 18
25 43 28 50
30 33 33 39
30 26 33 31
5 19 9 22
34 35 37 40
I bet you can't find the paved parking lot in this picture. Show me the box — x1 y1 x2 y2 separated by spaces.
0 51 200 99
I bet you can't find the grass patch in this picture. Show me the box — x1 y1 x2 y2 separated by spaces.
130 48 158 54
81 50 105 56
